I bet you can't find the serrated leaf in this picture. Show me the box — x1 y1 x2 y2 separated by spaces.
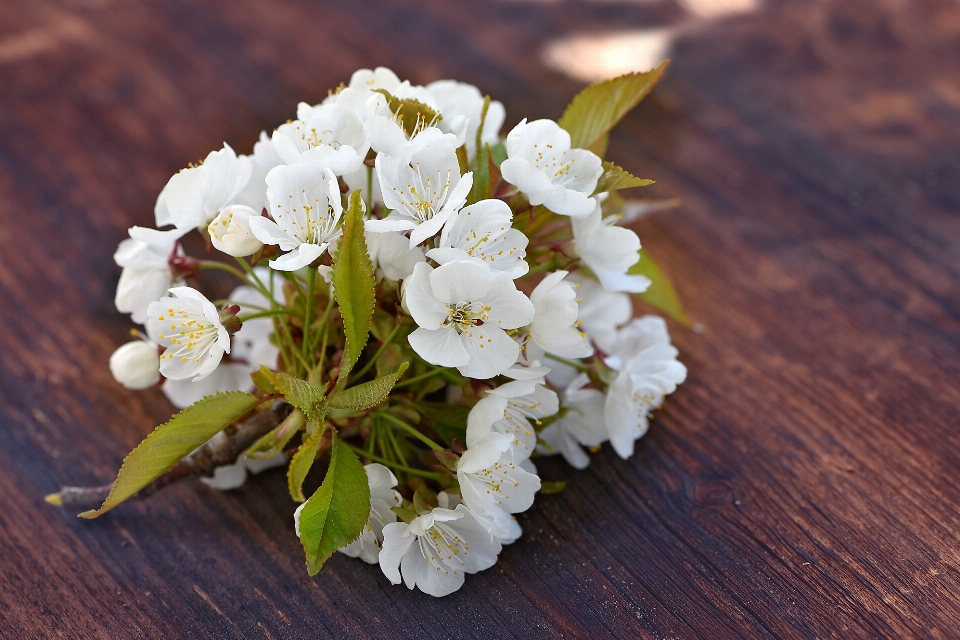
251 365 279 394
297 437 370 575
374 89 441 137
271 372 325 421
80 391 258 518
628 253 689 325
558 61 669 154
288 421 330 502
246 408 306 460
595 161 654 194
332 190 376 386
327 363 409 412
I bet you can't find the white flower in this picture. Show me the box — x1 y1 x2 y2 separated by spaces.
366 230 425 281
146 287 230 382
334 464 402 564
233 131 284 215
109 340 160 390
248 164 343 271
572 202 650 293
364 92 460 163
426 199 529 278
538 373 607 469
526 270 593 360
271 103 369 176
457 433 541 538
467 381 559 462
379 504 501 597
324 66 401 115
568 273 632 353
367 147 473 248
403 260 534 379
500 119 602 218
603 316 687 458
114 226 187 324
154 143 253 231
208 205 263 257
426 80 505 159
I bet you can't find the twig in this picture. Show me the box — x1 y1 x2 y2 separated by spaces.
49 402 292 511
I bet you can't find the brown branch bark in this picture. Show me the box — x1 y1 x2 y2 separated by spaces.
51 402 292 511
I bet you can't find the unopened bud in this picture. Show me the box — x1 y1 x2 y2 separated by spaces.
208 205 263 257
109 340 160 390
219 304 243 336
168 254 200 278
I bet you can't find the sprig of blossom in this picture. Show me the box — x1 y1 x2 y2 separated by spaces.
59 63 687 598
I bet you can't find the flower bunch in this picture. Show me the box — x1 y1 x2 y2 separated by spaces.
54 63 688 597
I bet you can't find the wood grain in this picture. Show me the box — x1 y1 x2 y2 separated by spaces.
1 0 958 637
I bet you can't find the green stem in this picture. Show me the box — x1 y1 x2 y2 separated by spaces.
376 411 443 451
349 324 401 384
548 355 591 373
344 443 442 480
197 261 250 283
238 309 303 322
302 267 316 367
525 259 557 277
392 368 447 389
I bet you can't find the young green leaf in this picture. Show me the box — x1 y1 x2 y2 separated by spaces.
297 437 370 575
271 372 325 422
288 422 330 502
246 408 306 460
327 362 409 412
558 60 669 155
251 365 280 394
595 161 654 194
373 89 441 137
628 253 689 325
332 190 376 385
79 391 258 518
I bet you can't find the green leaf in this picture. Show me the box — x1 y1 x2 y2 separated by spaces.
374 89 441 137
297 437 370 575
558 60 669 155
271 372 325 421
332 190 376 385
595 161 654 194
628 253 689 325
80 391 258 518
539 480 567 494
327 363 409 412
417 402 470 445
288 422 330 502
251 365 279 394
246 408 306 460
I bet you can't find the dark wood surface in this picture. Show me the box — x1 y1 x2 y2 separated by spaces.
1 0 958 637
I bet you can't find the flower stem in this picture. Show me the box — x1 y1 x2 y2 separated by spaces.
375 411 443 451
392 367 447 389
197 260 250 283
302 266 316 368
548 355 591 373
349 323 401 384
343 443 442 480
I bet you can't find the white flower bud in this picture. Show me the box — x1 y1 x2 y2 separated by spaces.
208 205 263 257
109 341 160 390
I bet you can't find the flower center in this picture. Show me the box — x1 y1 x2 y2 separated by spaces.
156 306 218 363
443 302 489 332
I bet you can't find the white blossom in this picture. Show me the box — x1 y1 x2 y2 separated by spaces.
334 464 402 564
109 339 160 390
500 119 602 217
572 201 650 293
367 147 472 248
364 92 460 163
379 504 501 597
146 287 230 382
467 380 559 462
366 230 425 281
538 373 608 469
208 205 263 257
155 143 253 231
457 433 541 538
323 66 402 116
426 80 505 159
426 199 529 278
271 103 369 176
248 164 343 271
603 316 687 458
114 226 187 324
568 273 632 353
403 260 534 379
526 270 592 360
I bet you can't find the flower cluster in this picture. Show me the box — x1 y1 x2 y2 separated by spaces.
91 64 686 597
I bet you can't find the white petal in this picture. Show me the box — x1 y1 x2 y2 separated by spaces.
457 325 519 379
378 522 414 585
269 243 326 271
408 327 470 367
428 260 495 305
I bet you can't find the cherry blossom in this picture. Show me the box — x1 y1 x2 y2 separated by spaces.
146 287 231 382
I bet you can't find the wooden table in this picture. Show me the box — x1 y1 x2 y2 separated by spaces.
1 0 958 637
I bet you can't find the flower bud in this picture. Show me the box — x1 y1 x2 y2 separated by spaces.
208 205 263 257
109 340 160 390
